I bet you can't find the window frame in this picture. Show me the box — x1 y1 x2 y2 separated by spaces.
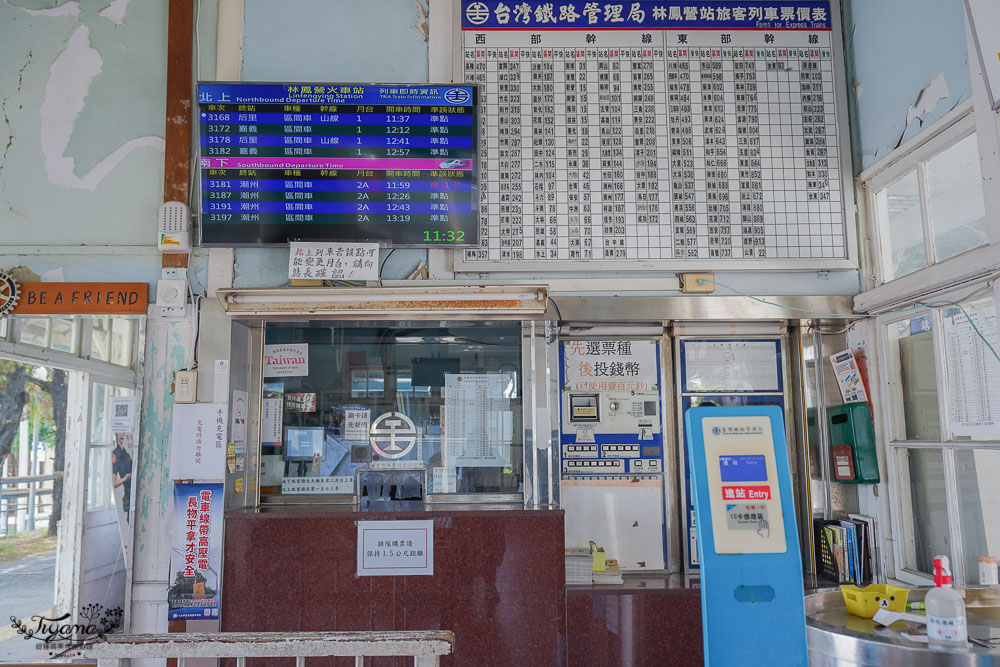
876 279 1000 586
864 110 984 285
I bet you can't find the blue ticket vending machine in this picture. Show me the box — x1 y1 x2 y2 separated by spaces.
684 405 808 666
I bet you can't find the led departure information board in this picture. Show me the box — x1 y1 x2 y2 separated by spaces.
197 83 479 246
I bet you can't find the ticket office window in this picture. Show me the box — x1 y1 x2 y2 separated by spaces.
259 322 523 501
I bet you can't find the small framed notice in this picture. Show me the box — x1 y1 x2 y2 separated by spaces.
357 520 433 576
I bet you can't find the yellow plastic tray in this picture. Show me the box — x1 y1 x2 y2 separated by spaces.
840 584 909 618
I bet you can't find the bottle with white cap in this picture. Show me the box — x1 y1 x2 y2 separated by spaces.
926 555 968 649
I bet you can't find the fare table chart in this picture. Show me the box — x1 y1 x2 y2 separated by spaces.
455 0 851 270
197 83 480 246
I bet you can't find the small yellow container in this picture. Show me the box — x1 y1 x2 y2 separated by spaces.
840 584 909 618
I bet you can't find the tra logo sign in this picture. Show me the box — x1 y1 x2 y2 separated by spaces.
370 411 417 459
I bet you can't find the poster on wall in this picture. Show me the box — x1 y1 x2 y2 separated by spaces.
682 340 780 393
261 383 284 447
168 482 223 620
231 389 248 447
263 343 309 377
942 303 1000 438
110 396 136 434
562 340 657 391
110 432 137 566
828 349 868 403
444 373 513 467
169 403 228 479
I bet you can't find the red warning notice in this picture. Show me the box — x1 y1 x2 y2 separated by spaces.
722 485 771 501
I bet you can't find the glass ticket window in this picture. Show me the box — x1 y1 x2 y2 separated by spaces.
259 322 523 501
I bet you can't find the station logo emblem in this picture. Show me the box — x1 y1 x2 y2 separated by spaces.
444 88 471 105
465 2 490 25
369 411 417 459
0 270 19 316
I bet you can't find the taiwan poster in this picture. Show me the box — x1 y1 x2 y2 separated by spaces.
168 482 223 620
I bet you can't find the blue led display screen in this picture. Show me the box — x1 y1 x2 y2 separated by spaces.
719 454 768 482
198 82 479 247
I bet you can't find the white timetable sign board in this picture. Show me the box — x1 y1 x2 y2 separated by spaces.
357 520 434 576
453 0 854 271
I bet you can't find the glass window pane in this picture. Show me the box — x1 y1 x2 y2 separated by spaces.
86 446 114 510
955 449 1000 584
877 170 926 279
927 134 987 263
941 298 1000 441
90 383 112 443
887 315 941 440
18 318 49 347
896 448 949 575
50 317 76 353
110 318 133 366
262 324 523 498
90 318 111 361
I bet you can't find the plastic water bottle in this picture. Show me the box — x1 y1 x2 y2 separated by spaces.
926 555 968 649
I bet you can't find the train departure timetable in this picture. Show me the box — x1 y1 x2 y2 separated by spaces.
197 83 479 246
454 0 853 271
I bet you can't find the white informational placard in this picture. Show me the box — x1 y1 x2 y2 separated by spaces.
282 476 354 495
169 403 228 479
444 373 513 467
943 302 1000 438
261 382 284 446
213 359 230 403
828 349 868 403
288 242 379 281
110 396 136 434
432 467 457 493
563 340 658 391
230 390 248 447
453 4 852 271
683 341 780 392
263 344 309 377
357 520 434 576
344 409 371 441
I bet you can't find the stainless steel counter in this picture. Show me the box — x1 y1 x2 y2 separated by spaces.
806 588 1000 665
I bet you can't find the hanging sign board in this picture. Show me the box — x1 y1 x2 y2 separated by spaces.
13 282 148 314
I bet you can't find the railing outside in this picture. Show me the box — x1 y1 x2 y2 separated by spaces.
0 474 55 535
83 630 455 667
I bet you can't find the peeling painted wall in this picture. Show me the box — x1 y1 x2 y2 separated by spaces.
845 0 971 171
0 0 168 247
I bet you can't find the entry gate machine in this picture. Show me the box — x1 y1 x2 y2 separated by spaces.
684 405 808 666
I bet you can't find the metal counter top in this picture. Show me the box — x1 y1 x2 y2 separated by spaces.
806 588 1000 665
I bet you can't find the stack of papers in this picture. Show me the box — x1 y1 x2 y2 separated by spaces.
565 548 592 585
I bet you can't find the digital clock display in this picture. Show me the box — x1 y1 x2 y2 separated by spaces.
198 82 479 247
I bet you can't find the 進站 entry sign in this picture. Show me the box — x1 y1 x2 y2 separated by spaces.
357 520 434 576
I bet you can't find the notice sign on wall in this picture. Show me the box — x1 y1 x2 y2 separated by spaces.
288 242 380 281
563 339 658 391
263 343 309 377
169 403 228 479
357 520 434 576
168 482 223 619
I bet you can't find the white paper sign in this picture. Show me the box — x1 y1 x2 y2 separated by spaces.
432 467 457 493
344 409 371 441
110 396 136 434
213 360 230 403
683 340 780 392
282 475 354 495
264 344 309 377
829 349 868 403
169 403 228 479
231 390 248 446
288 242 379 281
357 520 434 576
943 303 1000 438
444 373 512 467
261 398 283 445
563 340 658 391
